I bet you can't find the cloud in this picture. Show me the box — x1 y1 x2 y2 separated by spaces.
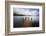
13 8 39 16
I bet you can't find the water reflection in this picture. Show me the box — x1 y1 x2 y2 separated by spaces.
13 16 39 27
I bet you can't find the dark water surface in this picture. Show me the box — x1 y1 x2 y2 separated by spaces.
13 16 39 28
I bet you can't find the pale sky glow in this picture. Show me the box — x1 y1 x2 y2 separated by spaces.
13 8 39 16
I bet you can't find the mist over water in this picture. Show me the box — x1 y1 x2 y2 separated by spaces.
13 16 39 27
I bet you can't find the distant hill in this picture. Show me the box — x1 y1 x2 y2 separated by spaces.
13 13 39 16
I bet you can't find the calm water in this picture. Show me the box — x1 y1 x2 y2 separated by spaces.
13 16 39 28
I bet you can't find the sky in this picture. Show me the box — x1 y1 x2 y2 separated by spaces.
13 8 39 16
